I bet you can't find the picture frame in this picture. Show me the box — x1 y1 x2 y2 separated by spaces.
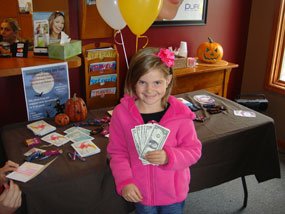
153 0 208 26
18 0 33 13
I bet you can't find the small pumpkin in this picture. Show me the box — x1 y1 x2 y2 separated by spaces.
197 37 223 63
55 113 70 126
65 93 88 122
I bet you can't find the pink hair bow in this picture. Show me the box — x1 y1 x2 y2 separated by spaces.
156 48 175 68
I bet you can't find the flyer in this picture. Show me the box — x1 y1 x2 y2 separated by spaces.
22 62 70 121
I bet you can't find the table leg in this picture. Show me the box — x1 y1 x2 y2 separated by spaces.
241 176 248 208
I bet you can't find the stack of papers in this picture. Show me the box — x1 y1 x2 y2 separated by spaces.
27 120 56 136
71 141 101 157
6 158 57 183
41 132 70 147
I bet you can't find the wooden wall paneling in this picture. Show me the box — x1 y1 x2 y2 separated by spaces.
79 0 113 39
18 13 33 40
0 0 18 18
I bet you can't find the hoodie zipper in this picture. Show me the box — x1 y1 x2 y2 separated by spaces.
149 165 155 205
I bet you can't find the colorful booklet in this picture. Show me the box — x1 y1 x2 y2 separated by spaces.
6 158 57 183
41 132 70 147
65 129 94 143
64 126 91 135
27 120 56 136
89 61 116 72
71 141 101 157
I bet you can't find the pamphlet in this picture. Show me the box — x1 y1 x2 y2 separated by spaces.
6 158 57 183
41 132 70 147
71 141 101 157
27 120 56 136
65 129 94 143
89 61 116 72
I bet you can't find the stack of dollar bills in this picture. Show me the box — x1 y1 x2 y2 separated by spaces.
131 123 170 165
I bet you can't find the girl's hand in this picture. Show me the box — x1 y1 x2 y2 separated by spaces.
0 180 22 213
144 150 168 165
122 184 143 203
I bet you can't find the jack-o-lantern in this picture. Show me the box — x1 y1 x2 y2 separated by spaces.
65 93 87 122
55 113 70 126
197 37 223 63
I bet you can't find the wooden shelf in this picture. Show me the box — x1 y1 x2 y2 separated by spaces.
174 62 238 77
172 62 238 97
83 43 120 109
0 51 81 77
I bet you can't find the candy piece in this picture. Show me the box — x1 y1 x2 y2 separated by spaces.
25 137 41 147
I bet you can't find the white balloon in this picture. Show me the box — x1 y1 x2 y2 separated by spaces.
96 0 126 30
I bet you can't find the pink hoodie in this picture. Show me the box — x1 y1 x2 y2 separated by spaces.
107 95 202 206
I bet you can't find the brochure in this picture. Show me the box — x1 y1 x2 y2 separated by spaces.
71 141 101 157
27 120 56 136
6 158 57 183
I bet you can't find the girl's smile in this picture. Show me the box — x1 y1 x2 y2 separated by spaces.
135 68 171 113
51 16 64 36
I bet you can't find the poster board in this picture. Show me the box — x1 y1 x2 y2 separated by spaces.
21 62 70 121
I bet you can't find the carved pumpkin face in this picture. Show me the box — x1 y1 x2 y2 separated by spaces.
65 93 88 122
197 37 223 63
55 113 70 126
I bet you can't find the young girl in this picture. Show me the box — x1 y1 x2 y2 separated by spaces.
107 47 201 214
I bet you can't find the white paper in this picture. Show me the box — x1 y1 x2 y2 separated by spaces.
234 110 256 117
71 141 101 157
6 159 56 183
60 31 71 45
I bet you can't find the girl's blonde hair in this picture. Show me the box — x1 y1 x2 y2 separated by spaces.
1 18 21 43
2 18 21 33
124 47 174 108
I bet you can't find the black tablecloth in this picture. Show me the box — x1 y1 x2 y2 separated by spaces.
177 91 280 192
1 90 280 214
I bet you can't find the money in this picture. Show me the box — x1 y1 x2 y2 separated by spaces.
131 123 170 165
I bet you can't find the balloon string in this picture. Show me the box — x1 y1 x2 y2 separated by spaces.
139 36 149 48
135 35 149 52
114 30 129 69
136 36 139 53
119 30 129 69
114 30 122 45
